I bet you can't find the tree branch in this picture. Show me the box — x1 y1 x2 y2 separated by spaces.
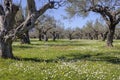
37 2 54 17
13 1 57 40
27 0 36 16
114 16 120 25
115 11 120 16
0 5 5 15
44 27 53 33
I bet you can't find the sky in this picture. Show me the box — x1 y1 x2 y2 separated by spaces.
45 7 101 29
19 0 101 29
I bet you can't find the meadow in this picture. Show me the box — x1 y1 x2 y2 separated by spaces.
0 39 120 80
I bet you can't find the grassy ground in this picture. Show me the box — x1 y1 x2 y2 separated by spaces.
0 39 120 80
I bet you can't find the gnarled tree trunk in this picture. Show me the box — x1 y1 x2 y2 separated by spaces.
0 0 19 58
102 31 108 41
0 0 56 58
106 26 115 47
0 39 13 58
20 31 30 44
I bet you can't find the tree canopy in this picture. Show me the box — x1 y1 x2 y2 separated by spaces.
66 0 120 47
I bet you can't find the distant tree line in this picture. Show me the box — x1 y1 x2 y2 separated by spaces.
66 0 120 47
28 15 120 41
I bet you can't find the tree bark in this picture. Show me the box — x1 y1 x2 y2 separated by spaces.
39 32 42 41
38 29 42 41
52 32 56 41
43 32 48 41
102 31 108 41
0 39 13 58
0 0 58 58
20 31 30 44
0 1 19 58
106 26 115 47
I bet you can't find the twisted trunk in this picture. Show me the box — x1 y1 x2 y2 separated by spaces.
0 0 57 58
20 31 30 44
0 39 13 58
107 26 115 47
102 31 108 41
0 1 19 58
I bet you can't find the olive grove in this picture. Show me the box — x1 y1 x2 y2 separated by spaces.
66 0 120 47
0 0 64 58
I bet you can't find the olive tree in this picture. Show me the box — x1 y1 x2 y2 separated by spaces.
74 27 83 39
66 27 75 40
36 15 56 41
15 7 31 44
67 0 120 47
0 0 63 58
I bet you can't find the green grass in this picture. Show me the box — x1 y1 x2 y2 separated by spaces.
0 39 120 80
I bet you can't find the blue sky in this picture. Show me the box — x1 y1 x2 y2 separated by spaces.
20 0 101 29
45 7 101 29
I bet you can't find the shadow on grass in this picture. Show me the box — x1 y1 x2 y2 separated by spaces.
13 45 34 49
88 56 120 64
30 43 91 47
57 53 92 62
14 53 120 64
57 53 120 64
13 42 91 49
29 39 92 47
14 57 58 63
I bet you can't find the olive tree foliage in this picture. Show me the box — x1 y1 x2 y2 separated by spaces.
54 20 66 39
115 24 120 39
115 28 120 39
73 27 83 39
66 0 120 47
90 20 108 40
65 27 75 40
36 15 66 41
15 7 31 44
36 15 56 41
82 21 95 40
73 20 107 40
0 0 64 58
50 20 67 40
30 18 65 40
49 27 59 41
